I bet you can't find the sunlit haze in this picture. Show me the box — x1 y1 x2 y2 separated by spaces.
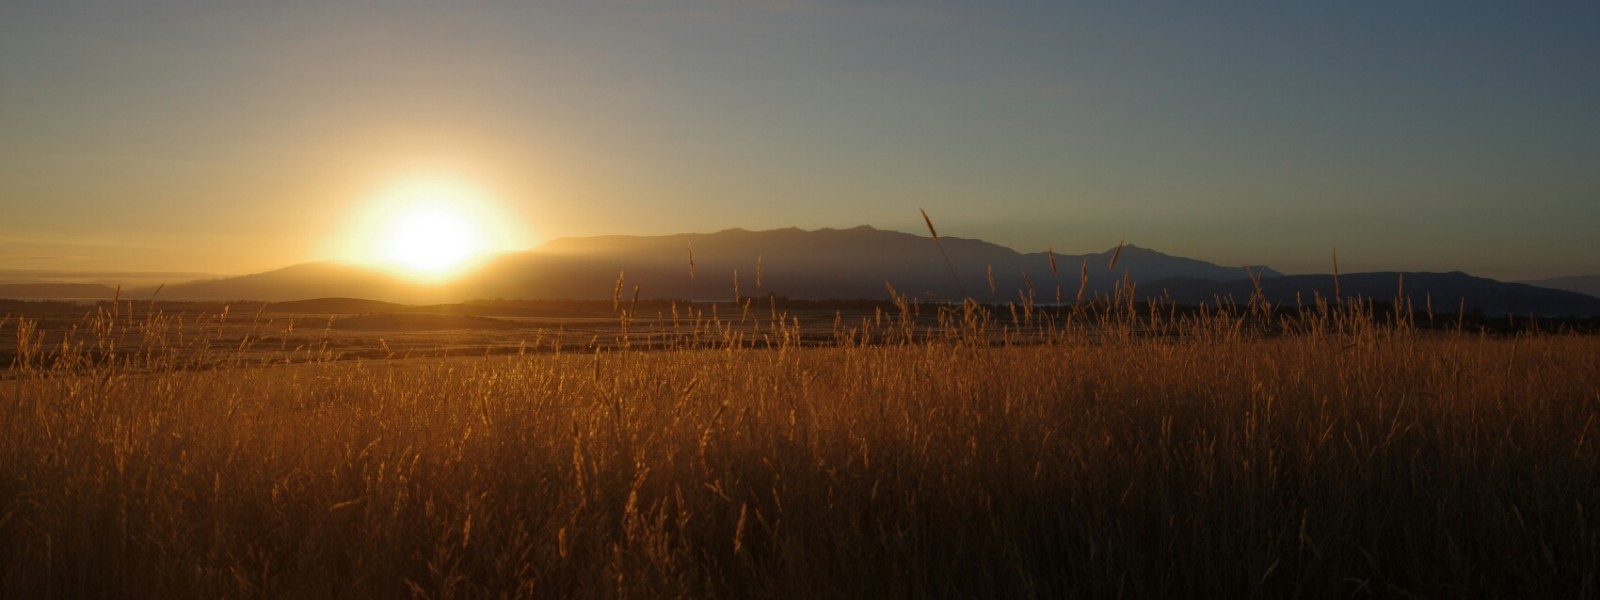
2 3 1597 283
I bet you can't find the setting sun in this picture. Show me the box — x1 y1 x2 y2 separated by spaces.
345 174 514 280
373 204 484 276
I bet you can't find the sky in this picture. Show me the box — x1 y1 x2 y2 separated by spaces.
2 1 1597 284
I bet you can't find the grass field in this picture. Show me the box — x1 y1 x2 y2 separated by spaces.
3 295 1598 598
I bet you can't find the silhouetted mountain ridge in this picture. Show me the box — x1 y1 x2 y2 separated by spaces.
88 226 1600 316
460 226 1277 303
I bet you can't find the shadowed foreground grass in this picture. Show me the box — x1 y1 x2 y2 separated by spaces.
2 300 1598 598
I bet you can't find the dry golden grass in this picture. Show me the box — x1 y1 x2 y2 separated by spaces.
2 297 1598 598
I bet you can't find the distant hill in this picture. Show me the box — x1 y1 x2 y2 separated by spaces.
91 226 1600 316
1518 275 1600 300
1142 271 1600 317
118 226 1276 304
130 262 452 304
457 226 1279 303
0 283 119 300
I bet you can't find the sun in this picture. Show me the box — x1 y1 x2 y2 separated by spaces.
346 174 512 281
373 203 486 277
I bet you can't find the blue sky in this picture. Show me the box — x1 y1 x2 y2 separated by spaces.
2 1 1597 282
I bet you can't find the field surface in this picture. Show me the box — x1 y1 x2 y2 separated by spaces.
3 298 1598 598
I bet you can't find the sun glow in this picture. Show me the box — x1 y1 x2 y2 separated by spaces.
345 174 514 281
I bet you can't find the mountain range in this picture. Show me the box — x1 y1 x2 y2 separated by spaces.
451 226 1279 304
2 226 1597 316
